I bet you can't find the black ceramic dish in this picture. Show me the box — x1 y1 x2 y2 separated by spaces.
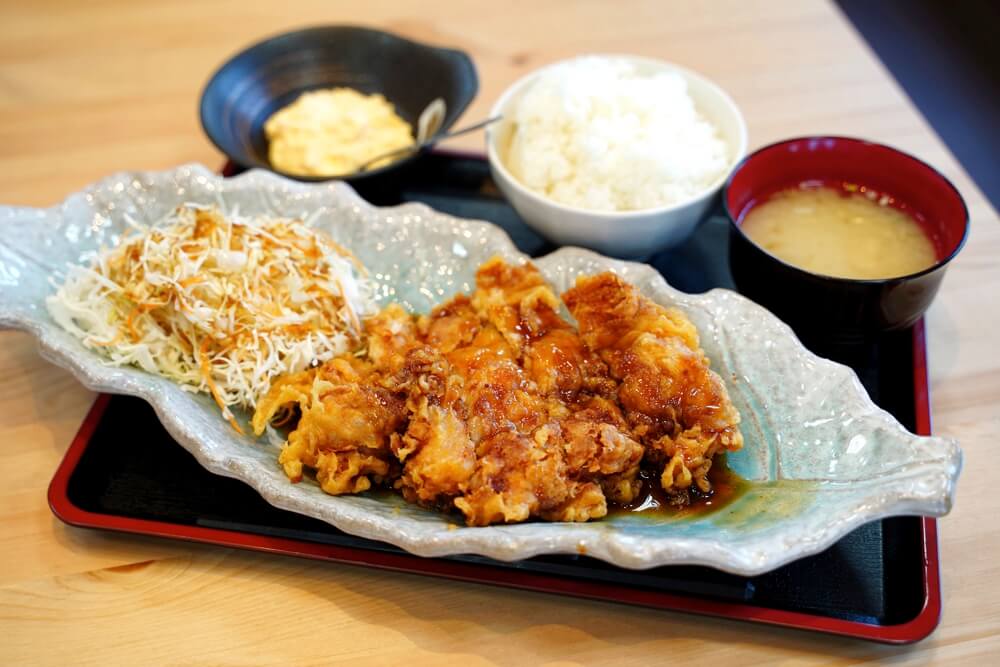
723 136 969 344
199 26 478 182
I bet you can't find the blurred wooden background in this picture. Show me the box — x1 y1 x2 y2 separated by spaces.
1 1 998 664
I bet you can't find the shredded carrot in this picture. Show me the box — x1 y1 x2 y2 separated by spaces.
199 337 244 435
125 302 159 342
46 205 375 430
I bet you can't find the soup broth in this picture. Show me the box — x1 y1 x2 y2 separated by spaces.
740 185 937 279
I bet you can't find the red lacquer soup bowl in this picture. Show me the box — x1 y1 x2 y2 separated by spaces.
724 136 968 343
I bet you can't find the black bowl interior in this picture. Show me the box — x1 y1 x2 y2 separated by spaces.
200 26 479 181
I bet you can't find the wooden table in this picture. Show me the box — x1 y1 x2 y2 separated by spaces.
2 1 997 663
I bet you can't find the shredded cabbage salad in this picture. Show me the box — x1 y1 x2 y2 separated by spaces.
46 205 376 431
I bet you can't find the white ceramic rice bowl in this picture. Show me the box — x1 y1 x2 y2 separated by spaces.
486 55 748 258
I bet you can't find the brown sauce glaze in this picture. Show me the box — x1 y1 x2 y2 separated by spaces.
366 458 750 523
609 457 749 519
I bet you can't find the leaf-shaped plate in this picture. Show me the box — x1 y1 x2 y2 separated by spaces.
0 165 961 574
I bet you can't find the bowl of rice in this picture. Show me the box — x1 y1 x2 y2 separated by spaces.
486 55 747 258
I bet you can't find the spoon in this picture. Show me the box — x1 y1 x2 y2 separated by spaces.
358 112 502 172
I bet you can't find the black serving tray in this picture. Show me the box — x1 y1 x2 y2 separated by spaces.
49 152 941 643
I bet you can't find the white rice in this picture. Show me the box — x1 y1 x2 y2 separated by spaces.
504 57 729 212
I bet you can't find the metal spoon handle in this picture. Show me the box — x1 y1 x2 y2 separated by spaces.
433 115 503 140
359 116 502 171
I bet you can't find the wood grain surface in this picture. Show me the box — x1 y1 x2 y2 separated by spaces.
1 1 997 664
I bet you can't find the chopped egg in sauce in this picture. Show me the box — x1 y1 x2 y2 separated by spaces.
265 88 414 177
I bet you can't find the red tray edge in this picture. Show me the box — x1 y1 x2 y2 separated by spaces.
47 330 941 645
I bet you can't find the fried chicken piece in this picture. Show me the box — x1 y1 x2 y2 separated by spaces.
393 400 475 507
368 299 481 508
472 257 562 355
564 272 743 496
258 258 742 526
446 324 548 442
418 294 481 354
252 304 420 495
398 291 549 517
252 357 406 495
340 301 476 505
473 256 615 401
556 397 644 505
408 273 604 524
366 303 422 372
454 430 572 525
452 411 642 525
443 259 644 524
539 481 608 522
